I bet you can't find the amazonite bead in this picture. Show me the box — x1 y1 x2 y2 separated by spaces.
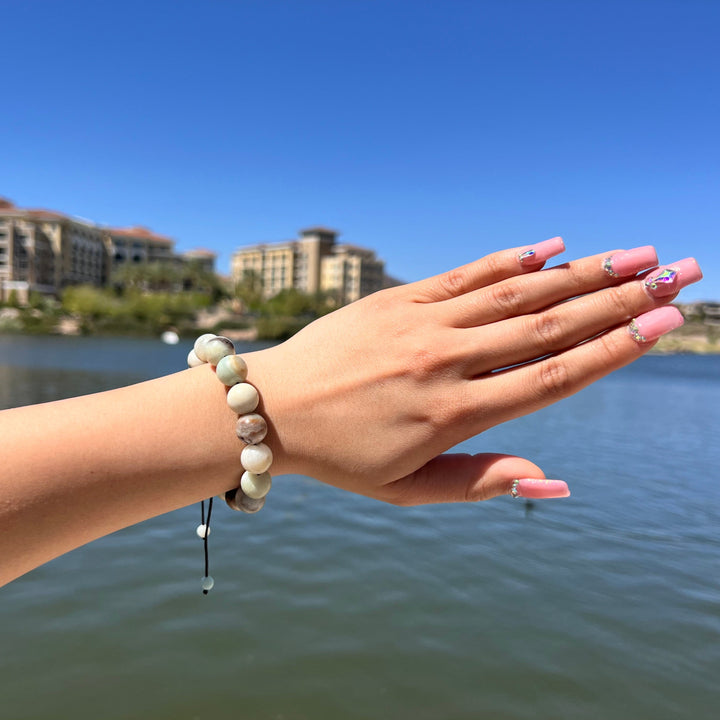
235 413 267 444
240 470 272 499
216 354 248 386
203 336 235 365
187 349 204 368
227 382 259 414
225 488 266 514
193 333 217 362
241 442 273 473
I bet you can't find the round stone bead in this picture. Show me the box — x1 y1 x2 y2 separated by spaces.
227 382 259 414
225 488 266 514
203 336 235 366
196 523 211 538
187 349 205 368
240 470 272 499
216 354 248 386
201 575 215 592
241 442 273 473
193 333 217 362
235 413 267 445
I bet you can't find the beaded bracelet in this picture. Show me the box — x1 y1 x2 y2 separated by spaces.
187 333 273 594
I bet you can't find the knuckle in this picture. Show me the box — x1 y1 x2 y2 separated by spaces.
486 281 524 317
604 284 634 316
536 357 572 398
530 311 565 349
595 329 627 363
438 267 469 296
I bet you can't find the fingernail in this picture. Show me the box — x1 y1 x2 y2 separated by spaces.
517 236 565 266
628 306 684 343
643 257 703 297
510 478 570 499
602 246 658 278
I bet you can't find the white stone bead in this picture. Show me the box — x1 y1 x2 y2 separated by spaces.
240 470 272 499
204 336 235 365
193 333 217 362
187 349 205 368
227 382 259 414
196 523 211 539
201 575 214 591
241 442 273 474
216 354 248 386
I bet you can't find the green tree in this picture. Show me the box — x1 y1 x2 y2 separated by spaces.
234 269 265 312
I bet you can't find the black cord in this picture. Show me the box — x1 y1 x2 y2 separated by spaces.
201 498 214 594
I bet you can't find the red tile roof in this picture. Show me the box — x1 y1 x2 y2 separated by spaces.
183 247 217 257
107 226 174 245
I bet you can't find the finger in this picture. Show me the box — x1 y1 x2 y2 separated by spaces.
466 307 684 433
409 237 565 303
379 453 570 506
458 255 702 377
461 277 658 376
442 246 658 328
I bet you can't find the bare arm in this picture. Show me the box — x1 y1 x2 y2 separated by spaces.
0 242 701 585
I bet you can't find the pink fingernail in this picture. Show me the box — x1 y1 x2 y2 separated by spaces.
517 236 565 267
628 306 684 343
602 245 658 278
510 478 570 499
643 257 703 297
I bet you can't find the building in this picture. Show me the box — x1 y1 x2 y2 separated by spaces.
0 197 216 301
107 226 175 266
231 227 385 305
0 198 111 302
180 248 217 274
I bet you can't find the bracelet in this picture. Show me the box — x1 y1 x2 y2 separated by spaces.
187 333 273 594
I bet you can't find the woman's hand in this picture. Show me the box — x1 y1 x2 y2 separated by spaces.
249 240 701 505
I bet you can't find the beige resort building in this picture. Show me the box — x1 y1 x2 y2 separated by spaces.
0 198 215 301
231 227 385 305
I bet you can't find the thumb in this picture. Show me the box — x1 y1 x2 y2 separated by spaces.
382 453 570 506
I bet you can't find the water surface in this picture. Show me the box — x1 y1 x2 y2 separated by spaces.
1 335 718 719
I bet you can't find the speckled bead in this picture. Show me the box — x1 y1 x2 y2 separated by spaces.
235 413 267 445
227 382 259 414
240 470 272 499
216 354 248 386
203 336 235 366
225 488 266 514
187 349 204 368
193 333 217 362
241 442 273 474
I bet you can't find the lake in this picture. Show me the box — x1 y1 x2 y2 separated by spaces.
0 334 718 720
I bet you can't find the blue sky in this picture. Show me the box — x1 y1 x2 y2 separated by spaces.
1 0 718 300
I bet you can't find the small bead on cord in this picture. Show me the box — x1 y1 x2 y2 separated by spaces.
187 334 273 594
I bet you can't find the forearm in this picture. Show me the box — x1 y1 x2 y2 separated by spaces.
0 360 270 586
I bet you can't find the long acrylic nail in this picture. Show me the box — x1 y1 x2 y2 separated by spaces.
628 306 684 343
510 478 570 499
602 246 658 278
643 257 703 297
517 236 565 267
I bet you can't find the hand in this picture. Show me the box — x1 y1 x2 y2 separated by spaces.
249 240 700 505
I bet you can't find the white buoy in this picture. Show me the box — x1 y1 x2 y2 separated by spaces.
161 330 180 345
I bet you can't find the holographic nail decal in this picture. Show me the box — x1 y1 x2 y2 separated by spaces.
645 268 677 292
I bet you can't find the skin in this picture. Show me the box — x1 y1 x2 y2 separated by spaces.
0 242 682 586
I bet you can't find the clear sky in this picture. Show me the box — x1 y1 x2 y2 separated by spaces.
1 0 718 300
